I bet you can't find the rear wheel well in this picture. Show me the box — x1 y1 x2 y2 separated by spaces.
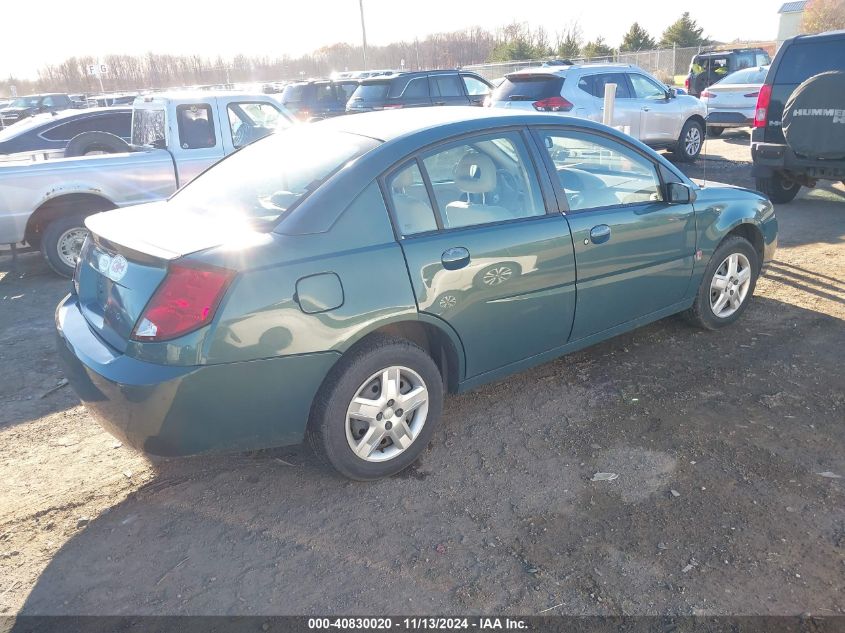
725 223 764 268
354 321 462 393
25 194 116 247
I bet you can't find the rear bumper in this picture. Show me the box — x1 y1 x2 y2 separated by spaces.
705 111 753 127
55 294 339 456
751 142 845 181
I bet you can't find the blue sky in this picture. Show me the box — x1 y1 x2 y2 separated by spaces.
2 0 784 78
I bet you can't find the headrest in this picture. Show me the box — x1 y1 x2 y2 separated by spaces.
393 167 416 190
453 152 497 194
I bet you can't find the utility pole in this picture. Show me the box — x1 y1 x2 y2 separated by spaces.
359 0 368 70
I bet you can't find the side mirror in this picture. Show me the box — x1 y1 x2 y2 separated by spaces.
667 182 695 204
666 87 676 100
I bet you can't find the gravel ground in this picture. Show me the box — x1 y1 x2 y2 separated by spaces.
0 132 842 616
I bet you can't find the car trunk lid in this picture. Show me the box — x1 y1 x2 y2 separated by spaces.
705 83 760 109
77 202 260 351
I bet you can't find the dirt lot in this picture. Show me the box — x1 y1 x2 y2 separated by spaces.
1 132 843 616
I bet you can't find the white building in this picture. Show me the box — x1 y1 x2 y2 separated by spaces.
777 1 808 42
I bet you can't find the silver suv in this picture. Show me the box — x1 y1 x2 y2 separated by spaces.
488 64 708 161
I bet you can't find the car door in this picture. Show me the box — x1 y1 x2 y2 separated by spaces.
532 127 696 340
628 72 681 144
460 73 492 106
172 102 224 185
386 129 577 379
429 73 470 107
577 72 641 139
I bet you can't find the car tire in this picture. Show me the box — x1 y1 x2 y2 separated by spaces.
706 126 724 138
40 214 90 277
64 131 130 157
684 235 759 331
756 172 801 204
307 335 444 480
673 119 705 162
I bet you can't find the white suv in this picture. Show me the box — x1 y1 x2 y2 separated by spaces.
488 64 707 161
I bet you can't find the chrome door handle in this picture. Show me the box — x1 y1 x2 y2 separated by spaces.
441 247 470 270
589 225 611 244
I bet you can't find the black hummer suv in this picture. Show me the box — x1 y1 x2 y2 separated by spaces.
751 30 845 203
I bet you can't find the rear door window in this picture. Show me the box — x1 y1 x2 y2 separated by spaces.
397 77 429 98
388 162 439 236
132 108 166 146
578 73 633 98
733 52 756 70
430 74 465 97
775 40 845 84
176 104 216 149
493 75 564 102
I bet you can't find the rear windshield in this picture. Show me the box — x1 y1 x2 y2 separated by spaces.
775 40 845 85
131 108 166 146
169 128 378 226
717 66 769 85
493 75 564 101
281 84 311 103
350 82 390 101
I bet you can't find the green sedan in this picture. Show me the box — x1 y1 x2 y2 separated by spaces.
56 107 778 480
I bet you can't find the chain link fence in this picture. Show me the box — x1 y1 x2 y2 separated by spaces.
463 42 776 86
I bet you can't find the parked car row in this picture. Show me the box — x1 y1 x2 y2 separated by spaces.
279 70 494 121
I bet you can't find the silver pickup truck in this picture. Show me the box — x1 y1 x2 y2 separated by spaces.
0 91 293 276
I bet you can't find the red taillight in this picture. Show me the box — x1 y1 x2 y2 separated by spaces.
754 84 772 128
685 76 690 91
132 263 235 342
701 90 716 98
533 96 573 112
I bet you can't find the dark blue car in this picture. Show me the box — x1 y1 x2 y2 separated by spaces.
0 107 131 155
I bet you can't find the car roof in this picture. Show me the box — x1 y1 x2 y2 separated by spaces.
136 90 272 103
506 63 639 77
695 48 766 57
314 105 613 143
789 28 845 42
358 69 468 83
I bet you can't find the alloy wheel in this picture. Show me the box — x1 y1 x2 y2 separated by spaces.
709 252 752 318
685 126 702 157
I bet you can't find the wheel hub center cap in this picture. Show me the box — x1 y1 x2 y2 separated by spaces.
384 407 394 419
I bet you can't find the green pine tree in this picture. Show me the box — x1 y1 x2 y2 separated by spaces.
620 22 657 52
659 12 709 48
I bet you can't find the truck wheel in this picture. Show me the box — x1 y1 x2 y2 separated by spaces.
307 335 444 480
41 214 89 277
684 236 759 331
672 119 704 162
756 172 801 204
65 131 129 157
706 126 724 138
